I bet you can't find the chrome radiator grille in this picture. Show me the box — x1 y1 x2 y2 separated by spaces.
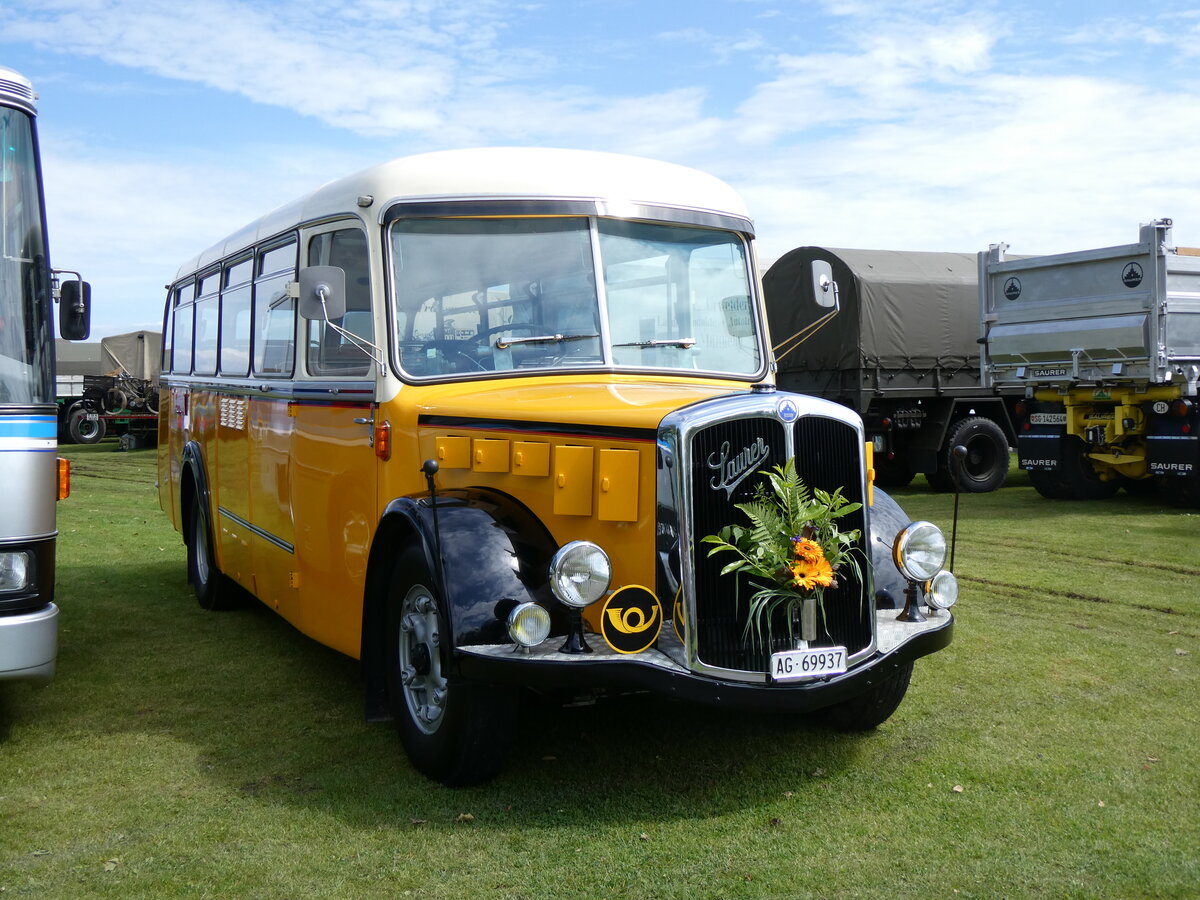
660 396 872 677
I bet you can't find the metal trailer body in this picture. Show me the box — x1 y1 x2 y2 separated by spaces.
765 246 1017 492
979 219 1200 504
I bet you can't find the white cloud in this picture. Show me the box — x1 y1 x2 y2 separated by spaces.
11 0 1200 336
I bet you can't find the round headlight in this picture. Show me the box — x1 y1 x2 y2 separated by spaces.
892 521 947 582
507 602 552 647
549 541 611 608
926 570 959 610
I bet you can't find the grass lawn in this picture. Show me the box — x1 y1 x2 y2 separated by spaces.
1 445 1196 898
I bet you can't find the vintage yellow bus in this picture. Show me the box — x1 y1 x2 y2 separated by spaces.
157 148 956 785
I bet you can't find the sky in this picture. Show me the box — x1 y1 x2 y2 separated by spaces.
3 0 1200 339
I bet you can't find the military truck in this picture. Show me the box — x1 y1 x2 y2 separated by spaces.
979 219 1200 506
764 247 1017 492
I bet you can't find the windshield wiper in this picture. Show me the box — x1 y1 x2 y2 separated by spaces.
494 332 599 350
612 337 697 349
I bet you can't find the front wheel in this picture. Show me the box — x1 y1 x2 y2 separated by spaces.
386 548 517 786
822 662 913 731
186 487 238 610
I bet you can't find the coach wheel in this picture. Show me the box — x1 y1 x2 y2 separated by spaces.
67 407 106 444
187 487 237 610
822 662 913 732
386 547 517 786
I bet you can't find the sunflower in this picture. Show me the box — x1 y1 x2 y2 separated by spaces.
790 554 834 590
791 537 824 563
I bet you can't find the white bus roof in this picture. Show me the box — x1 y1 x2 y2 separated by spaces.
176 147 754 278
0 65 37 115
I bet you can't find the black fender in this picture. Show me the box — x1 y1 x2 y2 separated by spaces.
361 487 562 720
867 488 911 609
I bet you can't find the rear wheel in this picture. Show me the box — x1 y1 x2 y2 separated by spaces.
823 662 913 731
873 456 915 488
1058 436 1120 500
67 406 105 444
1029 469 1072 499
926 417 1009 493
386 548 517 786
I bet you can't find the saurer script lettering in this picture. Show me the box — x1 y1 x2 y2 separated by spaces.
708 437 769 498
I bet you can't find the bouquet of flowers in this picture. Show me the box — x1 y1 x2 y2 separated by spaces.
700 459 865 651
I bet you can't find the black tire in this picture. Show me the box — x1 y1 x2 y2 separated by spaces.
823 662 913 731
187 487 238 610
874 456 915 488
1058 436 1120 500
386 547 517 786
145 389 160 415
1161 473 1200 508
1029 469 1072 500
67 407 106 444
926 417 1010 493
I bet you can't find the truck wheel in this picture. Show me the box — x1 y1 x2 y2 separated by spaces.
927 417 1010 493
1029 470 1072 500
187 487 237 610
822 662 913 731
874 456 915 488
67 407 106 444
1161 473 1200 508
386 547 517 786
1058 436 1119 500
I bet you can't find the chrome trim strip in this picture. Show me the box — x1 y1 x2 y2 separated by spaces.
217 507 295 554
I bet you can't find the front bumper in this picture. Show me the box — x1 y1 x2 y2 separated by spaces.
458 608 952 713
0 602 58 681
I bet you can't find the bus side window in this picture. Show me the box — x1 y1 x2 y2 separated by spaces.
172 281 195 373
219 256 253 377
306 227 372 377
253 239 297 377
193 269 220 376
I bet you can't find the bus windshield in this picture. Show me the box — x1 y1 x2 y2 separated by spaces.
0 104 52 404
389 217 761 379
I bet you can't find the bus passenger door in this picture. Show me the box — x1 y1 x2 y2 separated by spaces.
289 225 378 658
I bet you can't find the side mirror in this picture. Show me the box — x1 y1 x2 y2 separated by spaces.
298 266 346 321
59 279 92 341
811 260 840 311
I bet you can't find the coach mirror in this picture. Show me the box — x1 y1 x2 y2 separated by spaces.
58 276 92 341
298 265 346 321
811 259 839 311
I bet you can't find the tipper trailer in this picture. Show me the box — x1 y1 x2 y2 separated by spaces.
979 218 1200 505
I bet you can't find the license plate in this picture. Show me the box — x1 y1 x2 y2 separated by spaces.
1029 413 1066 425
771 646 847 681
85 413 98 421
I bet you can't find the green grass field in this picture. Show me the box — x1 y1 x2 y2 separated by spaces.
1 446 1197 898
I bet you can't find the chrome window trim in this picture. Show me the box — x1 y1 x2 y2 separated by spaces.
658 391 876 683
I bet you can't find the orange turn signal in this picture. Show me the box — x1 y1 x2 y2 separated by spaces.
57 457 71 500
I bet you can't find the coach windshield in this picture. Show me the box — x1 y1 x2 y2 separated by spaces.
0 104 52 404
388 216 761 379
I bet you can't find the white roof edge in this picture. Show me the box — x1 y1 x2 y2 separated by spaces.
176 148 752 279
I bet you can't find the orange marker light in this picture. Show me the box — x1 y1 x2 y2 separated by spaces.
57 457 71 500
374 420 392 461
